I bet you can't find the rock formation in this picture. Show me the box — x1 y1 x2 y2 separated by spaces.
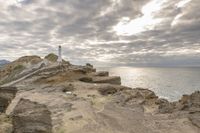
12 99 52 133
0 87 17 113
0 54 199 133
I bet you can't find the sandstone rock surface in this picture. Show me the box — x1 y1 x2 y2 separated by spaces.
12 98 52 133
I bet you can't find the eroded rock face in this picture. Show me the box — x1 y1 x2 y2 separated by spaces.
0 114 13 133
179 91 200 128
156 99 174 113
173 91 200 112
189 91 200 108
189 112 200 128
79 76 93 82
12 99 52 133
93 71 109 77
92 76 121 85
0 87 17 113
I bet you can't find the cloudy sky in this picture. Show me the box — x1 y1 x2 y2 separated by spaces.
0 0 200 67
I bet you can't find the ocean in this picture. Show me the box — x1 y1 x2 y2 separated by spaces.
97 67 200 101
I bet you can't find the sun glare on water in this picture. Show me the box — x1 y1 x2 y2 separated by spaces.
113 0 167 36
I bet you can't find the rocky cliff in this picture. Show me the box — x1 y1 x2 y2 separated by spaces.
0 55 199 133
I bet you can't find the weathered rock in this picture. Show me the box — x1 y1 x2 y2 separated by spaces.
92 76 121 85
97 85 118 95
61 84 75 92
190 91 200 108
90 84 130 96
12 99 52 133
83 66 96 73
79 76 93 82
175 91 200 111
93 71 109 77
189 112 200 128
72 68 87 74
133 88 158 99
156 98 174 113
72 63 95 74
86 63 93 68
0 114 13 133
0 87 17 113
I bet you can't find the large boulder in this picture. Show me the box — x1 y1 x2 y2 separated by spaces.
12 99 52 133
0 87 17 113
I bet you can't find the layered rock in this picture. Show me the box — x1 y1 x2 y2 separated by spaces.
79 76 121 85
0 87 17 113
92 71 109 77
12 99 52 133
92 76 121 85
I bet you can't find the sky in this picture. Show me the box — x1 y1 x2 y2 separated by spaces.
0 0 200 67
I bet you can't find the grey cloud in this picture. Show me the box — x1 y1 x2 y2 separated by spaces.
0 0 199 66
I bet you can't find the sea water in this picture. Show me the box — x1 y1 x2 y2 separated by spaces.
97 67 200 101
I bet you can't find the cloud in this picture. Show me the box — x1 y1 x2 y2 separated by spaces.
0 0 199 67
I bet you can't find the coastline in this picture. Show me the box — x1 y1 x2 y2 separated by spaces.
0 55 199 133
97 66 200 101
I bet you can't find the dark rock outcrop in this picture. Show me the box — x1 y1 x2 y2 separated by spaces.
0 87 17 113
92 76 121 85
79 77 93 82
93 71 109 77
12 99 52 133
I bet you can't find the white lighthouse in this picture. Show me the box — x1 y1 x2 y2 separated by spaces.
58 45 62 63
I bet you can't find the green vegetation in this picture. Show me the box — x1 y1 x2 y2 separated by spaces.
45 53 58 62
13 65 24 71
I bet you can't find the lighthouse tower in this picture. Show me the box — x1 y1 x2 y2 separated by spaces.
58 45 62 63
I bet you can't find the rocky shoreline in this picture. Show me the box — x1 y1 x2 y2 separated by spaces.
0 55 199 133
